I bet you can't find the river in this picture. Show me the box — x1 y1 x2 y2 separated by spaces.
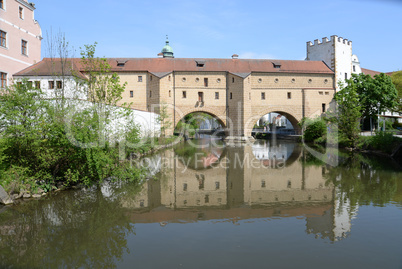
0 139 401 269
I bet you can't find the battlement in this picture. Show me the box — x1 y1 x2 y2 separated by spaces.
307 35 352 47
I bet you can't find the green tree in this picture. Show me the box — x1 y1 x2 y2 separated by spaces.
333 80 362 148
349 73 398 118
390 71 402 113
157 102 172 139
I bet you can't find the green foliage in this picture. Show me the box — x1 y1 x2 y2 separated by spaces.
300 117 327 143
349 73 398 118
359 132 402 154
157 102 172 139
390 71 402 113
0 44 146 194
332 79 362 148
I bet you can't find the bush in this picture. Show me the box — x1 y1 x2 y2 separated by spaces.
301 118 327 143
360 131 402 154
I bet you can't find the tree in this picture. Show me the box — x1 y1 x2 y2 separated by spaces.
349 73 398 118
333 80 362 148
157 102 172 139
390 71 402 113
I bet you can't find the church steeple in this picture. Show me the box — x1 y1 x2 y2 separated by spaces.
161 35 174 58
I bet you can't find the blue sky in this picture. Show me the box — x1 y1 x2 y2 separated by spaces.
35 0 402 72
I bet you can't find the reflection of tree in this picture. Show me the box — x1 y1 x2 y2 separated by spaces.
0 188 135 269
324 154 399 207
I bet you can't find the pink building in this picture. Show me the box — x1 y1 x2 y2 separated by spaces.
0 0 41 88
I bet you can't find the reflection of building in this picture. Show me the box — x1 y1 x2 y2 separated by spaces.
120 142 359 242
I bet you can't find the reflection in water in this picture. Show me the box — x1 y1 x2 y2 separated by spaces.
0 140 401 268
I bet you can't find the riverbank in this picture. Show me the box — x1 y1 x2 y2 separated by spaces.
0 136 184 205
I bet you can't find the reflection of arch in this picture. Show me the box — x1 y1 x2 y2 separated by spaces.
247 107 301 136
175 108 227 129
252 142 302 168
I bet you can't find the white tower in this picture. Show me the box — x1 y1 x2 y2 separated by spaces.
306 35 354 90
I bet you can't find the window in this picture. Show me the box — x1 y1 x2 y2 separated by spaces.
138 76 142 82
287 92 291 99
56 80 62 89
0 72 6 88
169 90 171 97
182 91 186 98
19 7 23 19
205 195 209 203
322 103 326 113
149 91 152 97
345 73 348 80
130 90 133 98
21 40 27 55
261 180 266 188
168 76 171 81
150 75 152 81
232 77 235 83
353 65 356 72
215 92 219 99
319 91 323 95
198 92 203 102
261 92 265 100
230 92 232 99
48 81 54 89
0 0 4 9
325 91 329 95
204 78 208 87
28 81 32 88
0 30 6 47
35 81 40 89
215 182 220 190
183 183 187 191
182 77 186 82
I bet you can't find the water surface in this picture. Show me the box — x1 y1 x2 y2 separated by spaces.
1 139 401 269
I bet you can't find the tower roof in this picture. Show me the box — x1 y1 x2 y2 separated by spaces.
161 36 174 58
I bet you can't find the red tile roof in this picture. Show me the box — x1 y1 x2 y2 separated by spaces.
15 57 334 78
361 68 382 77
14 58 87 80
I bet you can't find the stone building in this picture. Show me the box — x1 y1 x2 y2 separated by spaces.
0 0 42 88
14 38 336 139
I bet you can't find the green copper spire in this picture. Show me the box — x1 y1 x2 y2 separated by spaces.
161 35 174 58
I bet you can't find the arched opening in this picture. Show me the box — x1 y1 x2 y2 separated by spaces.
251 111 301 137
174 111 226 138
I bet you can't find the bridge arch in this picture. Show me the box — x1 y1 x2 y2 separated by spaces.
245 107 302 137
174 107 227 130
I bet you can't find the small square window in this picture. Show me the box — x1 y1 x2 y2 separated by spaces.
21 40 27 55
19 7 23 19
0 30 6 47
182 91 186 98
1 72 7 88
130 90 133 98
215 92 219 99
204 78 208 87
325 91 329 95
48 81 54 89
287 92 291 99
319 91 323 95
138 76 142 82
56 80 62 89
261 92 265 100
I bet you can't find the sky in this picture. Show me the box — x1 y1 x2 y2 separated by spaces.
33 0 402 72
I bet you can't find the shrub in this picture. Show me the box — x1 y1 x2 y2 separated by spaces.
301 118 327 143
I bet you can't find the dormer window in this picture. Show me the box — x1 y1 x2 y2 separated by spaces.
117 60 126 67
196 60 205 67
272 61 281 69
